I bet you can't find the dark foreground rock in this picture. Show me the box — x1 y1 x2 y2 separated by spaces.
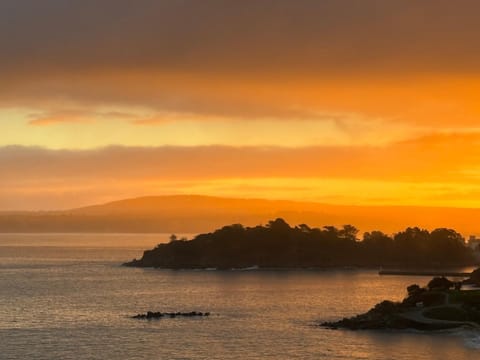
322 300 413 330
321 301 464 330
322 277 480 331
133 311 210 319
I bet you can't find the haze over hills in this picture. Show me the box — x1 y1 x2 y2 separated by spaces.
1 195 480 236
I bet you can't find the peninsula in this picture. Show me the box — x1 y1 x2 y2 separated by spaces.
124 219 476 269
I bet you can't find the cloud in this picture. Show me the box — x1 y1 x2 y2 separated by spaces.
130 112 205 126
2 1 480 128
28 111 93 126
1 132 480 183
2 1 480 75
27 109 141 126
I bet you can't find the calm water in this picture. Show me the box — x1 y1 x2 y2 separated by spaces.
0 234 479 360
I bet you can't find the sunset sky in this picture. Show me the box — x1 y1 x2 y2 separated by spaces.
2 0 480 210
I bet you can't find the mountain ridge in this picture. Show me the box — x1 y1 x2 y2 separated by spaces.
1 195 480 235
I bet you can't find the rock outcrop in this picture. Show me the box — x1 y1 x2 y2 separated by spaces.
322 277 480 331
132 311 210 319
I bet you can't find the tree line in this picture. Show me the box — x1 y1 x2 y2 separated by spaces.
129 218 476 269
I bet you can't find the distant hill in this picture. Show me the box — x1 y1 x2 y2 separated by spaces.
1 195 480 235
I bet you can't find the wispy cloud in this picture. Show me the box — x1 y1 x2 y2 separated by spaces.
28 111 93 126
27 109 140 126
3 133 480 182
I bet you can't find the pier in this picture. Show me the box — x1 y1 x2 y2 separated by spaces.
379 270 471 277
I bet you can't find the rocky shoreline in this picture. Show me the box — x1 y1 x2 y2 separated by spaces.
322 275 480 331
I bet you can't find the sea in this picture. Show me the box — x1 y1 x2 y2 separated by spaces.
0 233 479 360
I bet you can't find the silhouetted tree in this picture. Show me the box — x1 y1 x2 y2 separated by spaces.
339 224 359 242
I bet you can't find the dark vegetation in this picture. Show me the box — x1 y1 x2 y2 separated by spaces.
124 218 476 269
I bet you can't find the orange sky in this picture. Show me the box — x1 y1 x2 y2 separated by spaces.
2 1 480 210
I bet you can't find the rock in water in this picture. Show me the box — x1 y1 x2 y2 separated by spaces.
132 311 210 319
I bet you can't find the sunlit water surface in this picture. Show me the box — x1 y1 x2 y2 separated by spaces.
0 234 479 359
